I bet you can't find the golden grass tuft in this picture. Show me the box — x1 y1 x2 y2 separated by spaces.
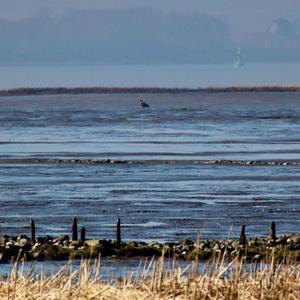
0 255 299 300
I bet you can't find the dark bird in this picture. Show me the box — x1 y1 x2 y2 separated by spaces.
139 99 149 108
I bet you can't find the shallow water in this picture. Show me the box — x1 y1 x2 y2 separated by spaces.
0 258 152 280
0 92 299 241
1 63 300 89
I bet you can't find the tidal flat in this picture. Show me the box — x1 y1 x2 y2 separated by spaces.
0 91 299 240
0 91 299 292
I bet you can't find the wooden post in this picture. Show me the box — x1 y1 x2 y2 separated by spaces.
270 221 276 241
30 218 36 243
72 217 78 241
239 225 246 246
80 227 86 244
116 218 121 248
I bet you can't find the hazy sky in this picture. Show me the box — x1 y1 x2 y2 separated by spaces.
2 0 300 28
1 1 300 64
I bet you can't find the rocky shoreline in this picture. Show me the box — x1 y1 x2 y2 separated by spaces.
1 219 298 263
0 233 299 263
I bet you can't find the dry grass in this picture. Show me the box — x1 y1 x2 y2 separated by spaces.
0 254 299 300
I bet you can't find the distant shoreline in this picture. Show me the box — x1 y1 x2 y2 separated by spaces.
1 85 300 97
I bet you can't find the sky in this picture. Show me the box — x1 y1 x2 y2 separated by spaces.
2 0 300 26
1 0 300 64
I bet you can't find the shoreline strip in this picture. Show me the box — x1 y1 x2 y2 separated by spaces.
1 85 300 97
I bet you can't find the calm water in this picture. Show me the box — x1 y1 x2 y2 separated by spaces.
0 92 299 241
0 63 300 89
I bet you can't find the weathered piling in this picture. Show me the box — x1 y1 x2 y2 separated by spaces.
80 227 86 245
239 225 247 246
29 218 36 243
270 221 276 241
72 217 78 241
116 218 121 248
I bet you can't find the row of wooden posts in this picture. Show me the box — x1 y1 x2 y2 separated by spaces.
239 221 277 246
29 217 277 247
29 217 121 247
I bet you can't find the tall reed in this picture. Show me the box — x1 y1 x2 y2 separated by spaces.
0 254 299 299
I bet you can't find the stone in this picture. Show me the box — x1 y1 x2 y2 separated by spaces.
53 235 69 243
126 241 138 248
37 237 51 244
16 238 28 248
70 241 80 247
0 236 8 246
5 241 14 248
31 242 41 251
85 240 100 247
287 235 300 244
213 243 220 251
63 240 70 246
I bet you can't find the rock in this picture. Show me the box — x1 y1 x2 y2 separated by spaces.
181 245 191 252
162 245 172 253
227 245 233 252
17 235 28 240
213 243 220 251
0 236 9 246
180 239 193 245
231 241 240 249
16 238 28 248
127 241 139 248
31 242 41 251
120 246 161 257
287 235 300 244
85 240 100 248
37 236 52 244
30 250 40 259
63 240 70 246
53 235 69 243
70 241 80 247
5 241 14 248
219 243 226 251
30 244 71 260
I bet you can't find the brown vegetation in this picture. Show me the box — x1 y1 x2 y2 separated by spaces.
1 254 299 299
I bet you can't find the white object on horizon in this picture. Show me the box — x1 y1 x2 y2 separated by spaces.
234 48 244 68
